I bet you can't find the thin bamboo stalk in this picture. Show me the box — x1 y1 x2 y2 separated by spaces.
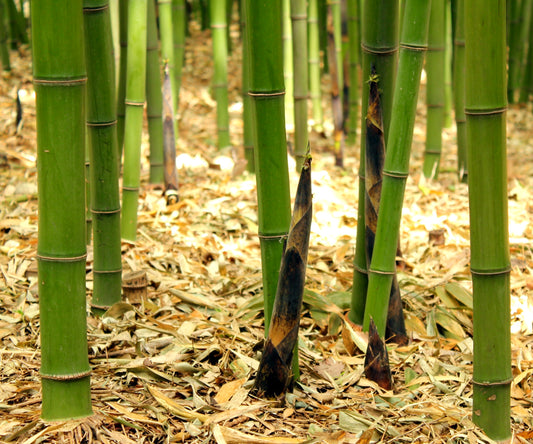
465 0 511 439
244 0 291 331
308 0 324 133
159 0 177 114
84 0 123 311
210 0 231 149
362 0 430 336
291 0 309 171
452 0 467 182
172 0 186 99
146 0 164 184
0 0 11 72
423 0 445 179
117 0 128 155
346 0 360 147
32 0 92 420
240 0 254 172
121 0 148 242
282 0 294 132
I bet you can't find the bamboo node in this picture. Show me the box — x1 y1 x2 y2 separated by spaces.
382 170 408 179
473 377 513 387
41 370 91 381
353 264 368 275
368 268 395 276
86 120 117 128
291 14 307 21
258 233 289 241
361 43 398 55
464 107 507 116
399 43 427 52
93 268 122 274
124 100 145 107
470 266 511 276
83 4 108 13
91 207 121 215
248 91 285 98
33 77 87 86
122 186 140 191
37 253 87 262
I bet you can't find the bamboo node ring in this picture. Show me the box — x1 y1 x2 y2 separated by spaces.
248 91 286 98
41 370 92 381
37 254 87 262
473 377 513 387
470 266 511 276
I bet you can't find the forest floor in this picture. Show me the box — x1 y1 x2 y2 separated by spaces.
1 21 533 444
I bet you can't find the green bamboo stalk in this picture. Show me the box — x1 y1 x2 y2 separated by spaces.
465 0 511 439
163 64 179 202
85 133 92 245
121 0 148 242
146 0 164 184
172 0 186 100
452 0 467 182
515 0 532 103
240 0 254 172
32 0 92 420
282 0 294 132
158 0 177 114
507 0 526 103
331 0 343 105
244 0 291 332
422 0 445 179
0 0 11 72
6 0 27 47
308 0 324 134
362 0 431 337
350 0 399 325
210 0 231 150
117 0 128 155
443 0 452 128
520 3 533 103
291 0 309 171
84 0 123 311
346 0 360 147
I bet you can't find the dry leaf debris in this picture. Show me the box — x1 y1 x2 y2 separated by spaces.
1 22 532 443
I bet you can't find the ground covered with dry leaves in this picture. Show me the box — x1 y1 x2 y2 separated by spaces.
1 23 533 444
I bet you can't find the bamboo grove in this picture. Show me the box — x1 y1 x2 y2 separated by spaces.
18 0 516 440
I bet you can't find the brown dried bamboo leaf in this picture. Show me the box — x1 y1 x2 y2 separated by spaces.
216 425 308 444
147 385 208 422
364 318 392 391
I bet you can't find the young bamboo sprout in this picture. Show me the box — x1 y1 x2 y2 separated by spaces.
364 71 407 345
254 156 312 398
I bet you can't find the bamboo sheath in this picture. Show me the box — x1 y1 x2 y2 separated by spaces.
465 0 511 439
84 0 122 310
32 0 92 419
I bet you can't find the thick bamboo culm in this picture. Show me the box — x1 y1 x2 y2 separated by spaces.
84 0 122 311
32 0 92 420
244 0 291 332
116 0 128 155
465 0 511 439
